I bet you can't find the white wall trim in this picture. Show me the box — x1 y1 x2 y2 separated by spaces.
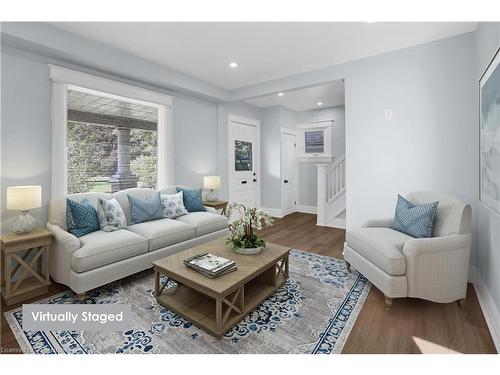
297 205 317 214
261 207 285 219
51 82 68 199
473 269 500 352
326 217 346 229
49 65 174 197
49 65 173 107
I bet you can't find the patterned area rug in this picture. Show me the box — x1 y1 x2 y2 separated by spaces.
5 250 370 354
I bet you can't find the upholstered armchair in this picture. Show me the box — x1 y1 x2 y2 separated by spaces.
343 191 472 310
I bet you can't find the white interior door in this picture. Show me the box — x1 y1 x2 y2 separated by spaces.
281 129 297 214
228 116 260 208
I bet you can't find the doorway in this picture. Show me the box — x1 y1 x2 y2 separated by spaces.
280 128 298 215
227 115 261 208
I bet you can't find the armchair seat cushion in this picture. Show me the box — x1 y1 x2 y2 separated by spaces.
126 219 195 251
72 230 148 272
346 228 411 275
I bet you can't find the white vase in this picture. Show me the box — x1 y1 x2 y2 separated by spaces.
234 247 263 255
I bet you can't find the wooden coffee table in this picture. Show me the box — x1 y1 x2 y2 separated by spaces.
152 237 291 338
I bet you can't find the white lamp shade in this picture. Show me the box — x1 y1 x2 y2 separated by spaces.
6 186 42 211
203 176 221 190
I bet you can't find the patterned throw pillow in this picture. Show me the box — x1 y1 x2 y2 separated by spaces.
161 191 188 219
97 197 127 232
392 195 439 238
128 192 163 224
66 199 100 238
176 187 206 212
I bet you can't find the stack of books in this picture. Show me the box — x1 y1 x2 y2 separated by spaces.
184 253 237 278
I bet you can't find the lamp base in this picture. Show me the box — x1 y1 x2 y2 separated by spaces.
11 210 36 234
205 189 218 202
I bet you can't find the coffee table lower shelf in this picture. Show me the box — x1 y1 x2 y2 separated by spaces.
155 262 288 338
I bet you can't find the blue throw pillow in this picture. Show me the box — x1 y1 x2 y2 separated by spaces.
176 187 206 212
66 198 100 238
127 192 163 224
392 195 439 238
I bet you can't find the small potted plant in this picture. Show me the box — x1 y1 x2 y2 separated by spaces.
224 203 274 254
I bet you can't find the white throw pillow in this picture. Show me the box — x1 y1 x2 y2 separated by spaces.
161 191 188 219
97 197 127 232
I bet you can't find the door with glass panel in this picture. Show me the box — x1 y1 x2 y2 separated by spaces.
228 117 260 209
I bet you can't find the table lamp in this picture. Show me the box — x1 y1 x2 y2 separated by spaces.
7 185 42 234
203 176 220 202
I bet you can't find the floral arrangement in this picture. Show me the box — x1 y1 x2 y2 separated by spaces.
224 203 274 250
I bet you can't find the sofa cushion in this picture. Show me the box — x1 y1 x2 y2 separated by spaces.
72 230 148 273
175 212 228 237
126 219 195 251
346 228 410 275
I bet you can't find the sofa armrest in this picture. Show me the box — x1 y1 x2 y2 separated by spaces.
402 234 471 302
204 206 218 214
47 222 81 285
362 218 393 228
402 234 471 257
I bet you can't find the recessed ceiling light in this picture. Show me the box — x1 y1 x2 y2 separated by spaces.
278 92 284 97
317 102 323 106
229 62 238 68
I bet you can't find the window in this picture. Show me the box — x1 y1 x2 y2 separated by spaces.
296 121 333 162
304 130 325 154
234 140 253 171
66 88 158 193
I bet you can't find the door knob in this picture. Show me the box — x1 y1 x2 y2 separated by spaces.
253 179 257 182
241 180 247 184
284 180 289 184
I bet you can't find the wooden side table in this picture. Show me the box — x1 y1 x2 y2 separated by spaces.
203 200 228 215
1 228 52 306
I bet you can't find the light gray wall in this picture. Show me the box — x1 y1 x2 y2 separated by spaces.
1 51 52 233
232 33 477 242
475 22 500 341
261 106 296 209
296 106 345 207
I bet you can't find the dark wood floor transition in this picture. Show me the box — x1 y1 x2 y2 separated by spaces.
1 212 496 354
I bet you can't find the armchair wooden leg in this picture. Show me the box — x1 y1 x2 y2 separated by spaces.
345 261 352 273
76 292 87 301
384 295 393 311
457 298 466 308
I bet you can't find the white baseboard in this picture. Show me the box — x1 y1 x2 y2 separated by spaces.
472 267 500 352
326 217 346 229
297 205 317 214
260 207 285 219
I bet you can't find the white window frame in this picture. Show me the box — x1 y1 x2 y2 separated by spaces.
296 121 334 163
49 65 174 198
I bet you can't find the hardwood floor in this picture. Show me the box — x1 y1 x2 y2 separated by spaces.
258 212 496 354
1 212 496 354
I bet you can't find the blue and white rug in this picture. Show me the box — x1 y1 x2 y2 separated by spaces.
5 250 370 354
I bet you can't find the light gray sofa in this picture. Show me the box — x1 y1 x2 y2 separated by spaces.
343 191 472 309
47 186 229 294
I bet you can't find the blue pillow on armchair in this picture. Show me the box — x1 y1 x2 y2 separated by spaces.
176 187 206 212
392 195 439 238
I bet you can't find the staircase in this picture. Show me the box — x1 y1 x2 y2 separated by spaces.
316 155 346 228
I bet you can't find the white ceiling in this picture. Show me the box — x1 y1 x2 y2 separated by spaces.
51 22 477 90
246 80 344 111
